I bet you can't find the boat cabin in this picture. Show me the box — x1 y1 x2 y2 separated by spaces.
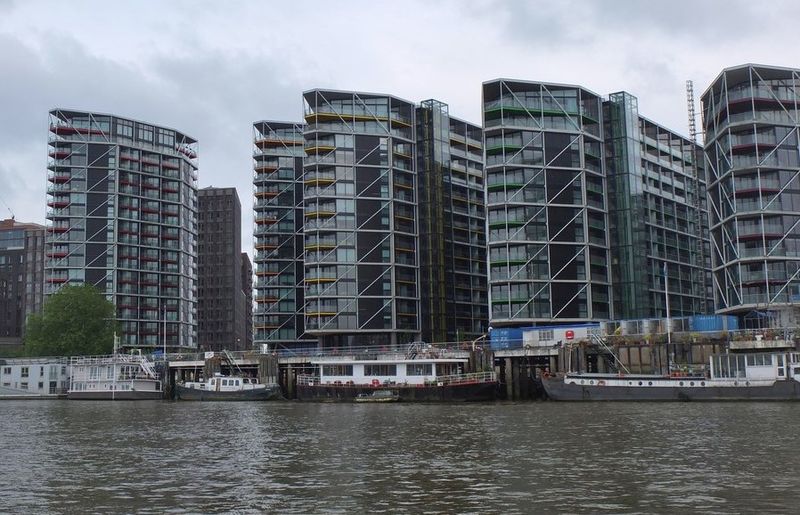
710 352 800 381
309 358 469 386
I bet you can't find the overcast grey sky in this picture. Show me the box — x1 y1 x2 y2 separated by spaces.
1 0 798 255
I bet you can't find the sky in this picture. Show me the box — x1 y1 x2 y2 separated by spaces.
1 0 798 256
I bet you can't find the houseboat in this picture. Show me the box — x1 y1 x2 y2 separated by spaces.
542 351 800 401
68 353 162 400
176 374 282 401
0 358 69 399
297 357 497 402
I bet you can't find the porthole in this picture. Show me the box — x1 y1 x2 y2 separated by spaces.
746 381 750 386
580 380 585 385
628 381 632 386
734 381 738 386
689 382 695 386
590 380 595 385
648 381 653 386
638 381 643 386
701 381 705 386
679 381 684 386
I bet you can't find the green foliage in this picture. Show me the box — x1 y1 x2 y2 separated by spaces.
24 284 118 357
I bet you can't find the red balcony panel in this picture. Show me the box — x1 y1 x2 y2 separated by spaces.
49 174 71 183
50 124 103 136
141 255 159 262
49 150 70 159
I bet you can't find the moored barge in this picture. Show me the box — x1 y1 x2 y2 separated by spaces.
297 357 497 402
542 351 800 401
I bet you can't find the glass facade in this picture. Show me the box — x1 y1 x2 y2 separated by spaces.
702 64 800 318
252 121 312 351
45 109 198 350
483 80 611 325
416 100 488 343
605 92 712 319
302 90 419 347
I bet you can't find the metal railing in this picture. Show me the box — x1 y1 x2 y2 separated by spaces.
297 370 496 387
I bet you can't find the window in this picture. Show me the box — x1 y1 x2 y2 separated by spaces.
364 364 397 376
322 365 353 376
539 330 554 341
2 367 10 375
21 367 28 378
20 382 28 390
406 363 432 376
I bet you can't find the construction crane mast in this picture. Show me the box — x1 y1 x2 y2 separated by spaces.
686 79 698 143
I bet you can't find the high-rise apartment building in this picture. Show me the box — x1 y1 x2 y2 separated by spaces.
255 90 489 348
0 219 45 346
416 100 488 343
302 89 419 347
45 109 198 350
605 92 712 319
483 80 611 326
197 187 248 351
252 121 313 351
702 64 800 325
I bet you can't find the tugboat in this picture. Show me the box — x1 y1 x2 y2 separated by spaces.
176 374 282 401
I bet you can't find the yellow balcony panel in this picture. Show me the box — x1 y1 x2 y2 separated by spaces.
395 246 415 253
304 243 336 251
306 311 337 317
304 277 336 284
255 243 278 250
255 325 280 330
305 210 336 219
394 182 413 190
303 177 336 186
305 112 390 123
391 116 412 127
304 145 336 155
256 296 279 303
255 270 279 276
395 214 414 221
255 137 304 148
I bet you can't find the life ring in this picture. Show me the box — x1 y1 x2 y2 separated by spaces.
371 379 380 387
598 380 606 386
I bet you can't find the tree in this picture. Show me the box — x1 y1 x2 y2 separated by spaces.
25 284 118 356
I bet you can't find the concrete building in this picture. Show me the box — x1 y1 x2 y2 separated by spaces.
197 187 248 351
702 64 800 326
45 109 198 350
0 218 45 346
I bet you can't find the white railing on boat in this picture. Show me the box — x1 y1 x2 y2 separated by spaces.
297 371 496 387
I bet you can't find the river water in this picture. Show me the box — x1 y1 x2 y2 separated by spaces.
1 400 799 513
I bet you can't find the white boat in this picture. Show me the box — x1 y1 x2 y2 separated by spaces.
68 352 162 400
176 374 281 401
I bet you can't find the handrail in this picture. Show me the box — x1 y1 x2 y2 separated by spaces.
297 370 496 387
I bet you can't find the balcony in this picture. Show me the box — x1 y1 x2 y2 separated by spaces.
255 137 304 148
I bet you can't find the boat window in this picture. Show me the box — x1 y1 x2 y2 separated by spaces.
235 380 240 386
322 365 353 376
211 379 216 386
364 364 397 376
406 363 432 376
